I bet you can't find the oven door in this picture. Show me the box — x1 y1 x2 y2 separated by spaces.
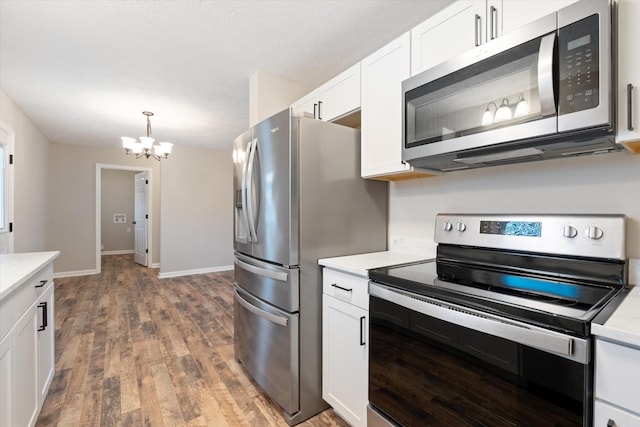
368 283 591 427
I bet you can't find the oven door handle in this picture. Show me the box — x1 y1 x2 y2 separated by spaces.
369 283 587 363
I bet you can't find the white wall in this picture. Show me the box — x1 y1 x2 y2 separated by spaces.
389 151 640 259
160 144 233 277
48 143 161 274
0 89 50 252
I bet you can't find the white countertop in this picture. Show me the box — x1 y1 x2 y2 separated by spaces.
592 286 640 348
318 251 431 277
0 251 60 301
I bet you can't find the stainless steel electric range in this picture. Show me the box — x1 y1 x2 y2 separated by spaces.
367 214 630 427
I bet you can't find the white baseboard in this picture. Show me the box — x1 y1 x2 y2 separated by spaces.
150 262 160 269
158 265 234 279
54 269 99 279
101 250 135 255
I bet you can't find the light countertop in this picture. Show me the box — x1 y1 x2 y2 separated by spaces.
318 251 431 277
592 286 640 348
0 251 60 301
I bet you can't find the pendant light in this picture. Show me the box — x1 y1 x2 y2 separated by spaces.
122 111 173 160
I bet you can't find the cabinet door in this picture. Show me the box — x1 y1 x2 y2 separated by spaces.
37 283 55 403
0 330 14 427
13 303 39 427
361 32 411 178
319 63 360 122
291 89 320 119
617 0 640 150
411 0 485 76
594 400 632 427
498 0 578 37
322 295 368 427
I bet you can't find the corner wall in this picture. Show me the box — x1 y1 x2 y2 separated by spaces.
0 89 50 253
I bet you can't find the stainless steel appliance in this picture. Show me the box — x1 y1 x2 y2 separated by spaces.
232 108 387 425
367 214 629 427
402 0 619 171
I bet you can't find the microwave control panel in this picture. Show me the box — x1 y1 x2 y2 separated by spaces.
558 14 600 115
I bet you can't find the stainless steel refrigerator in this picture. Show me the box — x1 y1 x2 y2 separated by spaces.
232 108 387 425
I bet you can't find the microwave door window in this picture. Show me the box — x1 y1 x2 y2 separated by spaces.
406 35 553 149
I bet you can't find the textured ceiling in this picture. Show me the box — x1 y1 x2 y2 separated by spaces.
0 0 451 151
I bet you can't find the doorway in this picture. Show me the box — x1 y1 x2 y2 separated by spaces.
95 164 153 274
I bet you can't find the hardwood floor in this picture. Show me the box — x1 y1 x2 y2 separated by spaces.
37 255 349 427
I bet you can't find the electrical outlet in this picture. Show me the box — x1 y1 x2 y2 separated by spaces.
127 227 131 233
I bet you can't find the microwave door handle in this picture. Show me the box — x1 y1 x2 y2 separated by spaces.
246 138 259 244
538 33 557 117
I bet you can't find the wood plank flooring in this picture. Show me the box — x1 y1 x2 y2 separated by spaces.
37 254 349 427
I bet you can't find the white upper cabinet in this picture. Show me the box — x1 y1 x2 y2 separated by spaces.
491 0 578 39
411 0 578 76
617 0 640 153
361 32 439 180
291 63 360 122
411 0 485 76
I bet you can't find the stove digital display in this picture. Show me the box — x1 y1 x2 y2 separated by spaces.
480 221 542 237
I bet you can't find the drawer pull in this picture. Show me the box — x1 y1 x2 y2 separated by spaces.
35 279 48 288
331 283 352 293
38 302 48 331
360 316 366 346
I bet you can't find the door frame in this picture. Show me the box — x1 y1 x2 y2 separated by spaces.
0 121 15 254
95 163 153 274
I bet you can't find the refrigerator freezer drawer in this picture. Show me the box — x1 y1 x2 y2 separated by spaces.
234 287 299 415
234 253 299 312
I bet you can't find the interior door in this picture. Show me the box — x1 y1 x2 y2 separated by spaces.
0 121 14 254
134 171 148 266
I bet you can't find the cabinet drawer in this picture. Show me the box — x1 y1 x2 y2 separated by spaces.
595 400 640 427
322 269 368 310
595 339 640 412
33 263 53 297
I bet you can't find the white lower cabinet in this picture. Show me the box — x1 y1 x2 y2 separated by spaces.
0 257 56 427
594 338 640 427
13 302 39 427
322 269 368 427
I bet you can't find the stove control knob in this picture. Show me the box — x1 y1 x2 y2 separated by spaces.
443 221 453 231
563 225 578 238
456 222 466 232
586 225 604 240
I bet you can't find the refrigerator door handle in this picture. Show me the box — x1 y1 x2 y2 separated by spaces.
234 257 289 282
241 138 253 242
246 137 259 244
235 288 289 326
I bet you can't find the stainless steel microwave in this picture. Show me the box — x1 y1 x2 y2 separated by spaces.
402 0 619 172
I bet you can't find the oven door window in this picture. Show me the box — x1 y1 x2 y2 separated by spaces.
405 33 556 149
369 296 586 426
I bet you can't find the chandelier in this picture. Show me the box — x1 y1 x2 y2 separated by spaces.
121 111 173 160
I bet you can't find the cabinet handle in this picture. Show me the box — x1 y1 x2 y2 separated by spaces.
313 103 318 119
35 279 48 288
318 101 322 120
474 14 482 47
607 420 616 427
360 316 366 346
331 283 353 293
490 6 498 40
38 302 48 331
627 83 634 131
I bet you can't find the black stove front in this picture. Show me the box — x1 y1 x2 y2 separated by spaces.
367 214 629 427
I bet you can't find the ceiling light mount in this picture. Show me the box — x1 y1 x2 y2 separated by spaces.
122 111 173 160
